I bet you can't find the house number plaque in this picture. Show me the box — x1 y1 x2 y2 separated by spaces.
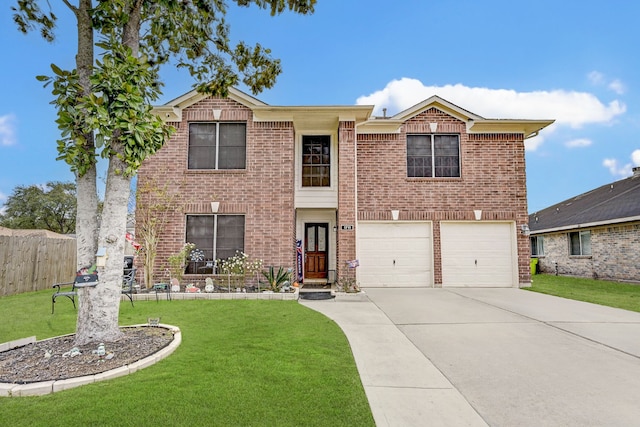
341 225 354 231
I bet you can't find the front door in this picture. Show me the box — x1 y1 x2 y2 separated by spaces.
305 223 328 279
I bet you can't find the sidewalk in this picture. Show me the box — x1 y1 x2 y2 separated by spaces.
300 288 640 427
300 293 488 427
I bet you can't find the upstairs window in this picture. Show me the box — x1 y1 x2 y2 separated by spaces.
569 230 591 256
407 134 460 178
185 214 245 273
302 135 331 187
188 122 246 170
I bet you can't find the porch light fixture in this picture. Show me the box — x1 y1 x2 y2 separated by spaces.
520 224 530 235
474 210 482 221
429 122 438 133
391 210 400 221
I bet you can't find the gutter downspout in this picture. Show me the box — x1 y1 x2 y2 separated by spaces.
525 130 540 139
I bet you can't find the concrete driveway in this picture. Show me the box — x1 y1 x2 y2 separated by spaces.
301 288 640 426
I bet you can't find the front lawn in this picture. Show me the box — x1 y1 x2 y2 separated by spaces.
0 290 374 427
528 274 640 313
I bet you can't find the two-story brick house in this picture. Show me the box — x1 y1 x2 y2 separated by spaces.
137 87 552 288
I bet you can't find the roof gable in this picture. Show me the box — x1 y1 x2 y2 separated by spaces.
357 95 553 137
529 170 640 233
153 88 552 137
153 87 268 121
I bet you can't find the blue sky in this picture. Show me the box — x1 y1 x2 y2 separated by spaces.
1 0 639 214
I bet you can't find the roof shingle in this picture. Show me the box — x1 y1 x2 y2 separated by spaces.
529 169 640 233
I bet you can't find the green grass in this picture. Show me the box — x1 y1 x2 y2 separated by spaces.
528 274 640 313
0 290 375 427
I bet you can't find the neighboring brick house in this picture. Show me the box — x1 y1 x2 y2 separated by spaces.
137 87 552 288
529 168 640 282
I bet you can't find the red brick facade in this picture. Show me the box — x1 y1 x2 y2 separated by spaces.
138 90 549 288
138 97 296 284
356 108 530 285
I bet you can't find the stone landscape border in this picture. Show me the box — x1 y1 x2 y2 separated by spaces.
131 288 299 301
0 324 181 397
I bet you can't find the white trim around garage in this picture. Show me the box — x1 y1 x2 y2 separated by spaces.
357 221 434 287
440 221 517 287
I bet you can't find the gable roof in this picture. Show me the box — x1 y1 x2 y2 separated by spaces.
153 87 268 121
154 88 553 137
529 168 640 234
357 95 554 137
152 86 373 130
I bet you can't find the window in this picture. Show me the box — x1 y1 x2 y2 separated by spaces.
569 230 591 256
185 215 245 273
302 135 331 187
407 134 460 177
188 122 246 169
530 236 544 256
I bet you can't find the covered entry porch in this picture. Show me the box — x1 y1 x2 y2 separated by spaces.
295 209 337 286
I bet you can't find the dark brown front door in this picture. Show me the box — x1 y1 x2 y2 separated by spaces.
304 223 328 279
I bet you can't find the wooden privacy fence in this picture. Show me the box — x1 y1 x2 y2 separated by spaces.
0 227 76 297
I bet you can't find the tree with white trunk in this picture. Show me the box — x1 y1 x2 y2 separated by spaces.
12 0 316 345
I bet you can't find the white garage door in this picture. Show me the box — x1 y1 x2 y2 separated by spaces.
357 222 433 287
440 222 516 287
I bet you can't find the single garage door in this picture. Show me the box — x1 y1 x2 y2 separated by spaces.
440 222 516 287
357 222 433 287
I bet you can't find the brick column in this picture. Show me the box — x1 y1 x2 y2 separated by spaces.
337 122 357 283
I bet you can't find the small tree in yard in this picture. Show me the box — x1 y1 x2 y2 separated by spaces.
13 0 316 345
135 179 181 289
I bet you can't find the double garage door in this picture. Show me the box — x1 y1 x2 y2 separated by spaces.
357 221 516 288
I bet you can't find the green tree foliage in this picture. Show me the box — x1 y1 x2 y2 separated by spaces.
12 0 317 344
0 181 76 234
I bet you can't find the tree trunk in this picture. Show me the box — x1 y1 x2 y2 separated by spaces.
75 156 130 345
143 230 157 288
74 0 98 270
75 0 143 345
75 170 98 269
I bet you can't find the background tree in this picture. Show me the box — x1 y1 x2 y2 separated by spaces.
0 181 76 234
13 0 316 345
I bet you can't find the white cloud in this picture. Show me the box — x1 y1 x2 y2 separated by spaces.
0 191 6 216
565 138 592 148
603 158 631 177
524 138 545 152
356 78 625 128
588 70 625 94
603 149 640 177
587 71 605 85
355 78 627 152
608 79 626 95
0 114 17 146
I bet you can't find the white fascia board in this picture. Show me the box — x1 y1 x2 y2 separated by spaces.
152 106 182 122
530 215 640 235
468 119 555 139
